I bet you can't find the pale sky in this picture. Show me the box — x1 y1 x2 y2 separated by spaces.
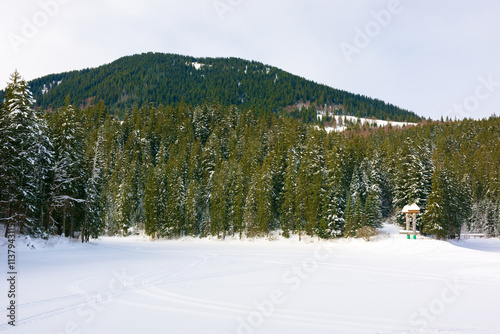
1 0 499 120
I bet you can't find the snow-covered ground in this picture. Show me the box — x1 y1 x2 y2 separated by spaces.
2 225 500 334
319 115 417 133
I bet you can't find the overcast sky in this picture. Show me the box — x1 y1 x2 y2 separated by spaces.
1 0 499 120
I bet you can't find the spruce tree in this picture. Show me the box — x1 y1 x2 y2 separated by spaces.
255 160 274 236
82 133 104 241
48 97 85 236
184 180 200 236
210 161 228 238
392 137 433 228
0 71 52 235
422 163 471 239
364 187 382 228
319 146 347 238
281 149 300 237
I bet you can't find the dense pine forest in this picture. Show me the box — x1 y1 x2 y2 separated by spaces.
1 71 499 242
24 53 421 123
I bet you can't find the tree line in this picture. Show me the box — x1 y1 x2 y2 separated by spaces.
1 71 499 241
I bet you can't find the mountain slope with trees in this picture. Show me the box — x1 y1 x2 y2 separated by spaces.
26 53 421 122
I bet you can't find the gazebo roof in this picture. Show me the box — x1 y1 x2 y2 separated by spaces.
402 204 420 213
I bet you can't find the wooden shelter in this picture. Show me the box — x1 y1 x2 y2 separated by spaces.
401 204 420 238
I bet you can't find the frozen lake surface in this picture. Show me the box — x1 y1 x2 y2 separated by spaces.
2 225 500 334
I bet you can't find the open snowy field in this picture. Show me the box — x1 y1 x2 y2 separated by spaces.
2 225 500 334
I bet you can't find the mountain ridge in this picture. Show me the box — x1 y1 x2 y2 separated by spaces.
19 52 421 122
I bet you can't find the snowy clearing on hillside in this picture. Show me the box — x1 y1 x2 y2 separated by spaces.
1 224 500 334
317 115 417 133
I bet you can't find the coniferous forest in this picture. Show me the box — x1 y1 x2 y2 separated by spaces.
1 70 500 242
25 53 421 123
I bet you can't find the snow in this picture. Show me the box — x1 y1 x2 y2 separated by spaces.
2 224 500 334
40 80 62 95
186 62 206 70
320 115 417 133
402 204 420 213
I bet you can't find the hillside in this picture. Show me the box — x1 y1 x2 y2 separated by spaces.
26 52 421 122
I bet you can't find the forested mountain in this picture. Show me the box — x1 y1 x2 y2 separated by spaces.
2 71 499 242
24 53 421 122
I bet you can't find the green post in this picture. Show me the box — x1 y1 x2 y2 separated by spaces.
407 234 410 239
413 235 416 239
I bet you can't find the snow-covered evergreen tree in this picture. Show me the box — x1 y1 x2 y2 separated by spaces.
319 146 347 238
243 176 258 237
48 97 85 236
281 148 300 237
31 114 54 236
165 166 185 237
364 186 382 228
82 132 104 242
392 138 433 228
184 179 200 236
255 159 274 236
0 70 52 235
144 144 167 237
422 163 471 239
297 128 325 237
210 161 231 238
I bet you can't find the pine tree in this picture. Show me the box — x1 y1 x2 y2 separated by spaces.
199 133 218 235
296 128 325 237
210 161 228 238
184 180 200 236
0 71 52 235
319 146 347 238
47 97 85 236
422 168 447 238
144 144 168 237
165 166 185 237
422 162 471 239
344 195 355 237
392 137 433 228
192 106 210 145
255 159 274 236
144 164 158 237
82 133 104 242
364 186 382 228
281 149 300 237
31 114 54 237
243 177 258 237
344 193 364 237
232 163 246 239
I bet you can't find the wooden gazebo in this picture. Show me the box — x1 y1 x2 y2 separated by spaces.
401 204 420 239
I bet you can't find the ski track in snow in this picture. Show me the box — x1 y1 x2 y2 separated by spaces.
2 226 500 334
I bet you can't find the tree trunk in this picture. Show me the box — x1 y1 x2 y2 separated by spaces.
62 201 66 237
47 205 54 232
70 207 74 238
40 206 44 234
4 204 11 238
4 222 9 238
82 206 87 243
